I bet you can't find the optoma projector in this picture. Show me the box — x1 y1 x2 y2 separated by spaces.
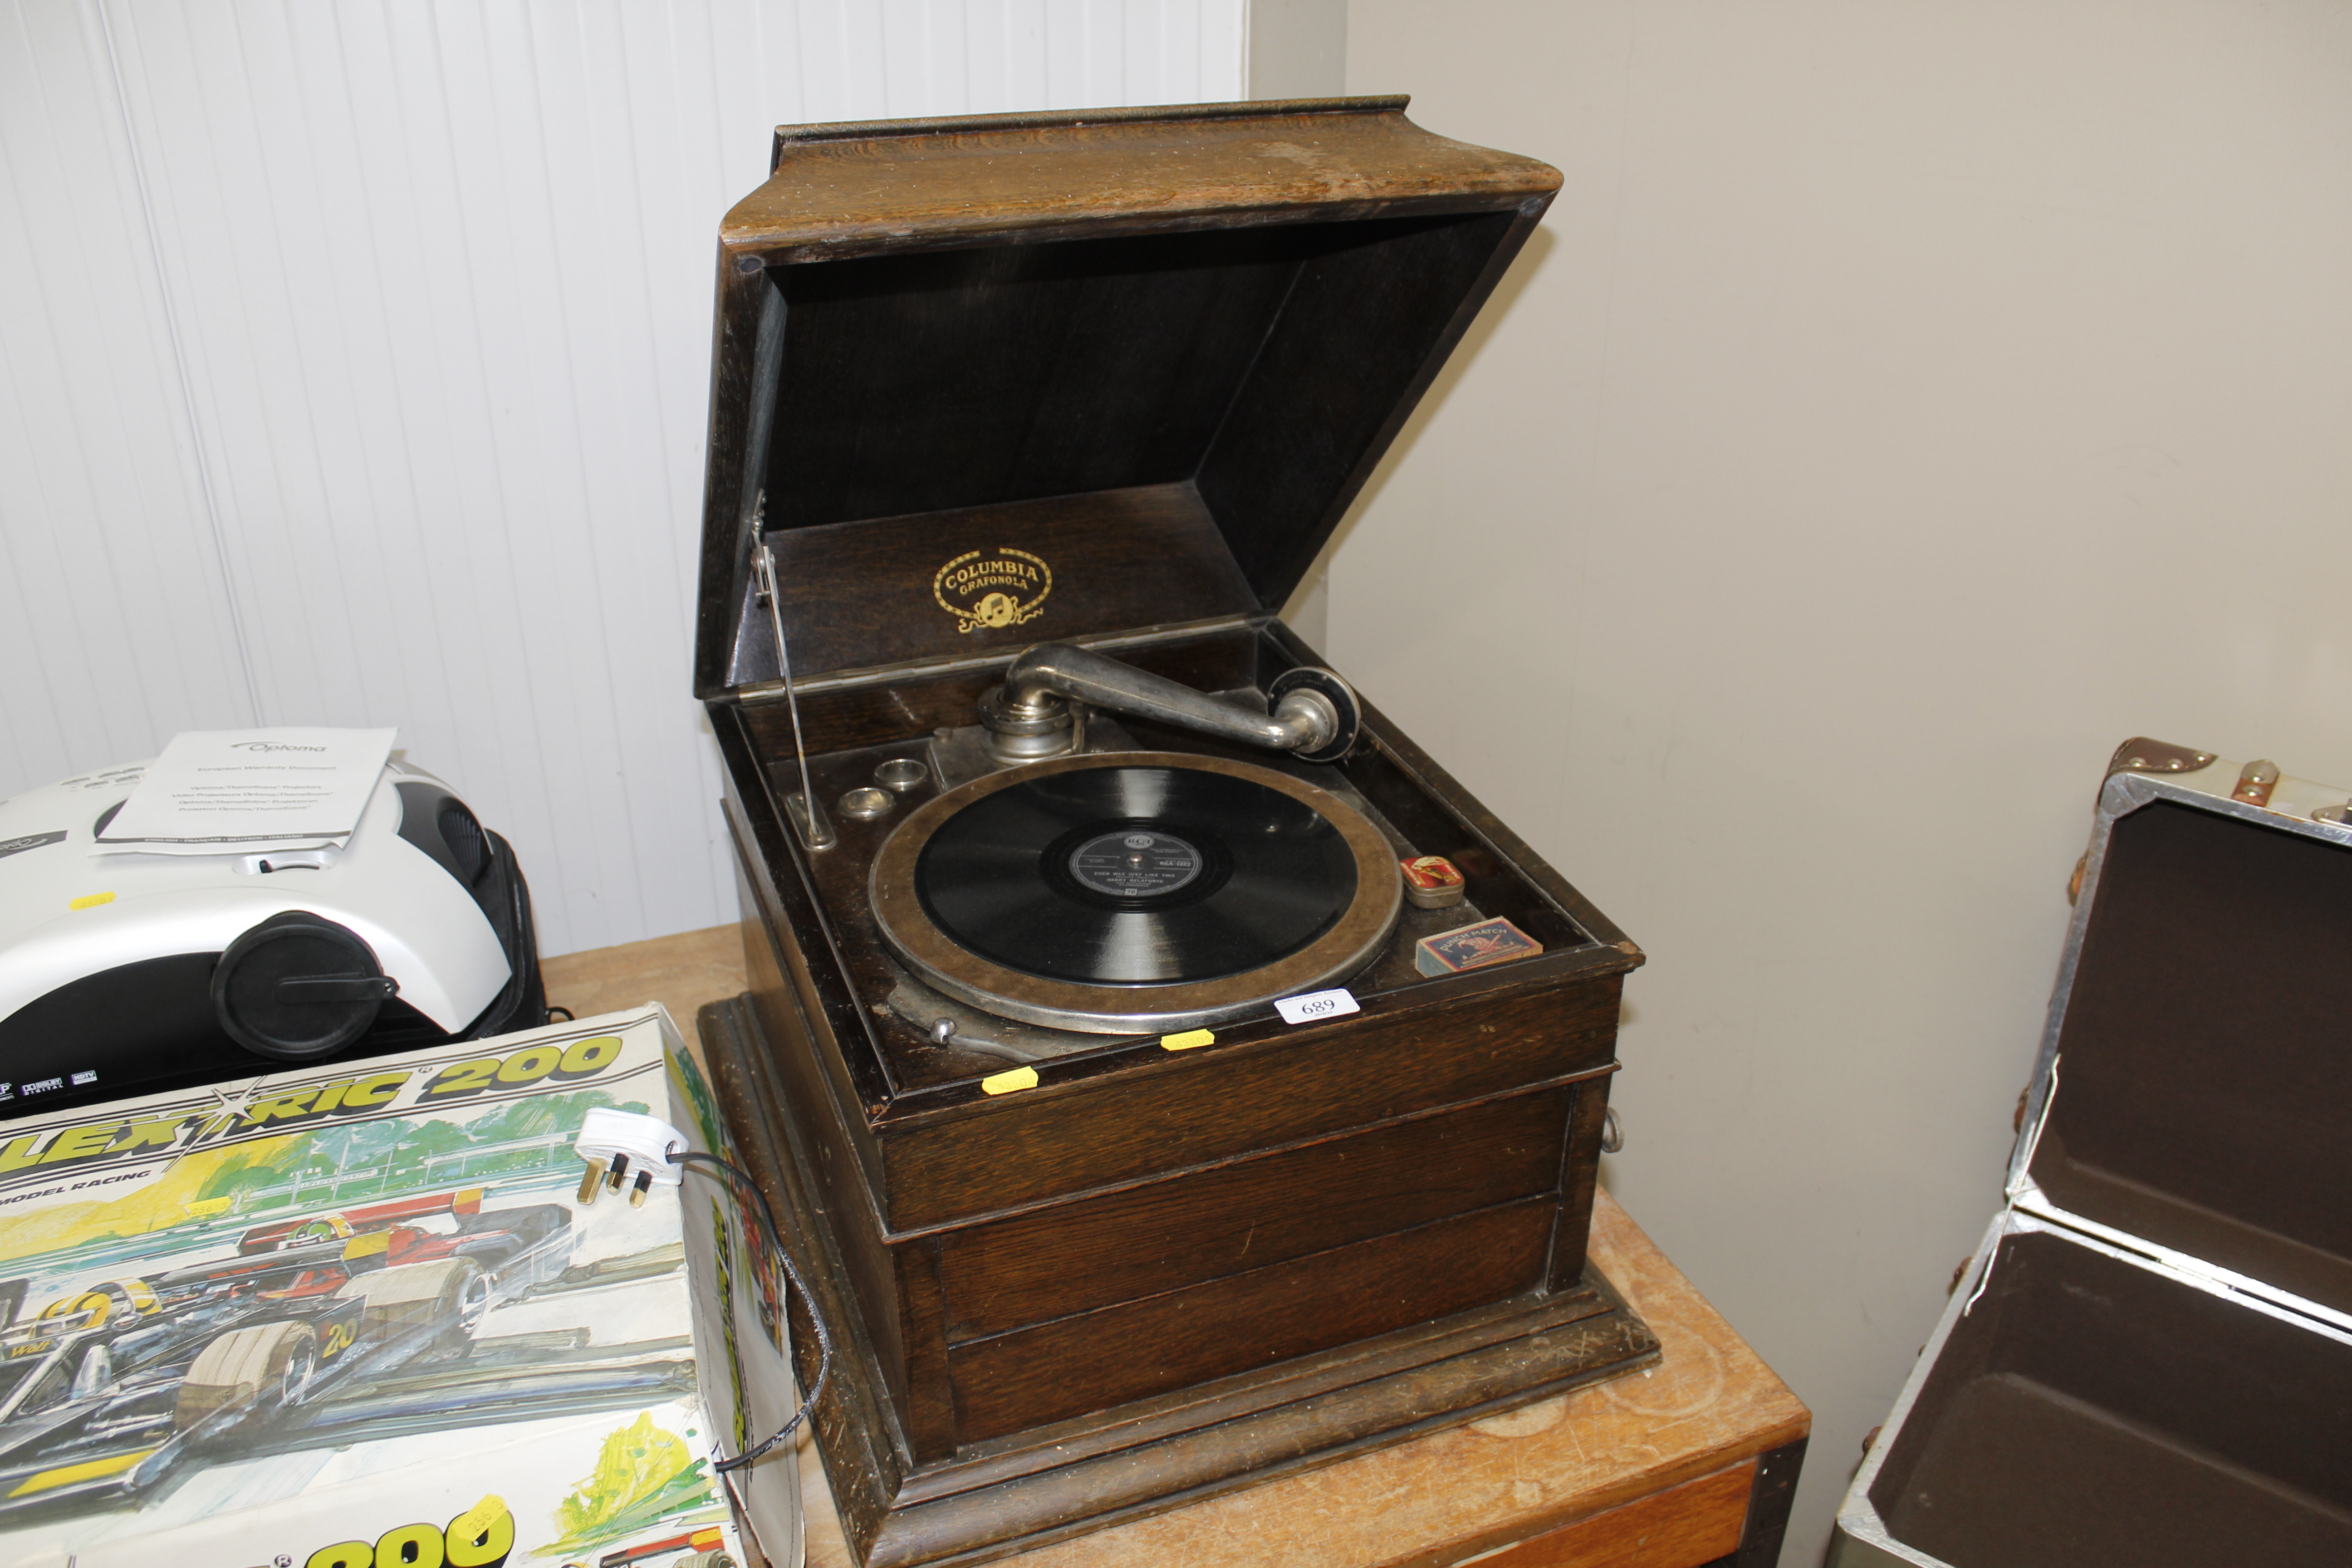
0 757 544 1116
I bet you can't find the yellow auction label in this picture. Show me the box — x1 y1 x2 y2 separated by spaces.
1159 1029 1215 1051
68 892 115 910
980 1066 1039 1095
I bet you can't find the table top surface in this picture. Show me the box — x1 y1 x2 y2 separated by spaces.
544 927 1810 1568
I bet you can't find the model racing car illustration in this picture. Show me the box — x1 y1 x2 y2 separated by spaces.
0 1187 570 1513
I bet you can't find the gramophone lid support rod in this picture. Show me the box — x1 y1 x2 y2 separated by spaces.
992 642 1347 759
752 535 836 851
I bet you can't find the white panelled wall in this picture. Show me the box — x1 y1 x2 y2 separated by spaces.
1 0 1251 956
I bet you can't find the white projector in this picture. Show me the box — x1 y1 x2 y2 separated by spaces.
0 757 543 1115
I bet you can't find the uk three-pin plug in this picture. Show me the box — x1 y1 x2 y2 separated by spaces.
575 1107 690 1207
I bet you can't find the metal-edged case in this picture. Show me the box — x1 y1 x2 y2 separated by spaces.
691 98 1668 1567
1833 739 2352 1568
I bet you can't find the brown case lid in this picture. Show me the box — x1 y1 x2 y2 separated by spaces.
2013 743 2352 1323
693 97 1561 698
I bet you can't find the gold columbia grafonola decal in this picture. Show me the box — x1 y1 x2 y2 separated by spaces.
933 548 1052 632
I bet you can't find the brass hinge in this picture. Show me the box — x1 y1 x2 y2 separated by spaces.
2106 738 2215 778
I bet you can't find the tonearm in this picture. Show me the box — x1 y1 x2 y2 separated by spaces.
978 642 1362 768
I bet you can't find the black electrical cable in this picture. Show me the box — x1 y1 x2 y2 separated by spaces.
670 1148 833 1471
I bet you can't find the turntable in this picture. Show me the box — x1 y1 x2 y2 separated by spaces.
873 747 1401 1035
691 98 1658 1566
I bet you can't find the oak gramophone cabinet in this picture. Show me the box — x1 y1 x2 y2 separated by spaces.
691 98 1660 1566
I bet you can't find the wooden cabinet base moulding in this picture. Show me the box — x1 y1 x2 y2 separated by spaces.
703 997 1661 1568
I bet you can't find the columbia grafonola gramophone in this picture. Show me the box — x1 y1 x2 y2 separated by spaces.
691 97 1658 1567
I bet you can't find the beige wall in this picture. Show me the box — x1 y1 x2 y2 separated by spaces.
1332 2 2352 1559
1250 0 1348 98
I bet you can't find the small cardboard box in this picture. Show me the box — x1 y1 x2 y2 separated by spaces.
0 1005 799 1568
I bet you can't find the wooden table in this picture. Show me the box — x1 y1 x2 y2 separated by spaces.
546 929 1810 1568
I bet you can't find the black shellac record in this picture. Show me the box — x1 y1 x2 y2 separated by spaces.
914 765 1359 985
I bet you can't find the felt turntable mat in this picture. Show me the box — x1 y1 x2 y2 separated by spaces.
913 764 1358 985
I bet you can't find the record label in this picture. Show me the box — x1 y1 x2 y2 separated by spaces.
1067 830 1202 897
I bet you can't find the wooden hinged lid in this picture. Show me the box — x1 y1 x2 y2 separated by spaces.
2009 739 2352 1327
692 96 1561 699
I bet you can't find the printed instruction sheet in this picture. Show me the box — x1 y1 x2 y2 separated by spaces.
92 726 396 853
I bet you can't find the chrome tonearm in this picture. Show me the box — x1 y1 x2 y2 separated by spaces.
979 642 1362 768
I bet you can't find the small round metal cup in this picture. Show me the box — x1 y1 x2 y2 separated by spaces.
838 786 895 820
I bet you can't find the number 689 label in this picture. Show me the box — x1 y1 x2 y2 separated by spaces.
1274 989 1361 1025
